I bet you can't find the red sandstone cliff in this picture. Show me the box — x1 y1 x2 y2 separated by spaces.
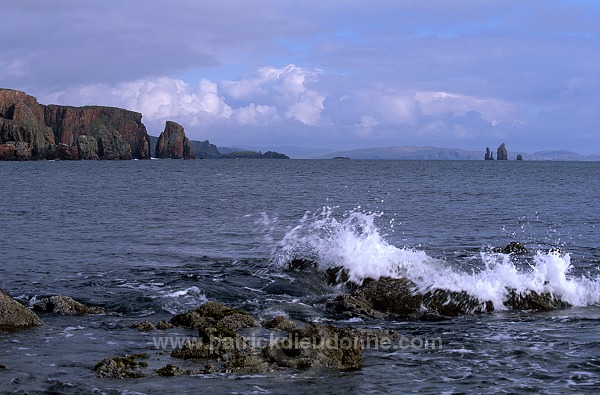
0 89 151 160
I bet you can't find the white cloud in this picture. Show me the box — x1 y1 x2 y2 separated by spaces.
233 103 279 125
414 91 518 125
221 64 326 124
349 89 520 131
111 77 233 124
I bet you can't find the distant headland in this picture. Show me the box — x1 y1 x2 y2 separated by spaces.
0 88 288 161
2 88 597 162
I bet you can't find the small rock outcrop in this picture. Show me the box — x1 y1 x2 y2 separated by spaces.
93 353 149 379
155 121 195 159
0 289 43 328
493 241 530 254
497 143 508 160
31 295 105 315
517 153 523 161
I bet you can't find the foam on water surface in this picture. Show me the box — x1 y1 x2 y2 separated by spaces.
270 207 600 308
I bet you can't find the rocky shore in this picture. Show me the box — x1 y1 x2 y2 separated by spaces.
0 243 570 379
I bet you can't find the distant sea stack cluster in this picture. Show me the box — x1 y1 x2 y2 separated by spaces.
0 88 288 161
484 143 522 160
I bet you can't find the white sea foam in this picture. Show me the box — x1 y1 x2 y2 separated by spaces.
161 286 207 314
271 207 600 308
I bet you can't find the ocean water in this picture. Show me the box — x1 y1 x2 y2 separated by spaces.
0 159 599 394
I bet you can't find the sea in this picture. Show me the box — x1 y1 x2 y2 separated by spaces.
0 159 599 394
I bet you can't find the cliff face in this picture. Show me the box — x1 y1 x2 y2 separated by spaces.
155 121 195 159
44 105 150 160
0 89 55 160
0 89 151 160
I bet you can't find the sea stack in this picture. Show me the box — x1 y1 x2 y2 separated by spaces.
484 147 494 160
155 121 195 159
497 143 508 160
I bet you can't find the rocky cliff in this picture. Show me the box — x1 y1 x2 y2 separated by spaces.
155 121 195 159
0 89 151 160
0 89 55 160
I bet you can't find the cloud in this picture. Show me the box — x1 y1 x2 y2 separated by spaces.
42 64 327 137
2 1 597 152
222 65 326 125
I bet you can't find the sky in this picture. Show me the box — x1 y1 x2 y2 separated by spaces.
2 1 599 154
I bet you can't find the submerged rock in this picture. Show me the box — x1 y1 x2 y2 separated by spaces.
93 353 149 379
0 289 43 329
31 295 104 315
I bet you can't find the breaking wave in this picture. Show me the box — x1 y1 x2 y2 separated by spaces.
268 207 600 309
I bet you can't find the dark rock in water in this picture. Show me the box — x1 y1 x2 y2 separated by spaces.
288 258 318 271
264 324 363 370
93 353 148 378
262 316 297 331
418 310 452 321
155 319 173 330
497 143 508 160
327 276 496 318
0 364 6 369
505 289 567 311
324 266 351 285
0 289 43 328
494 241 530 254
168 301 364 373
31 295 105 315
169 300 258 338
327 293 387 319
358 278 422 316
423 289 493 316
155 120 195 159
156 364 186 377
130 320 155 331
517 153 523 161
327 277 422 319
